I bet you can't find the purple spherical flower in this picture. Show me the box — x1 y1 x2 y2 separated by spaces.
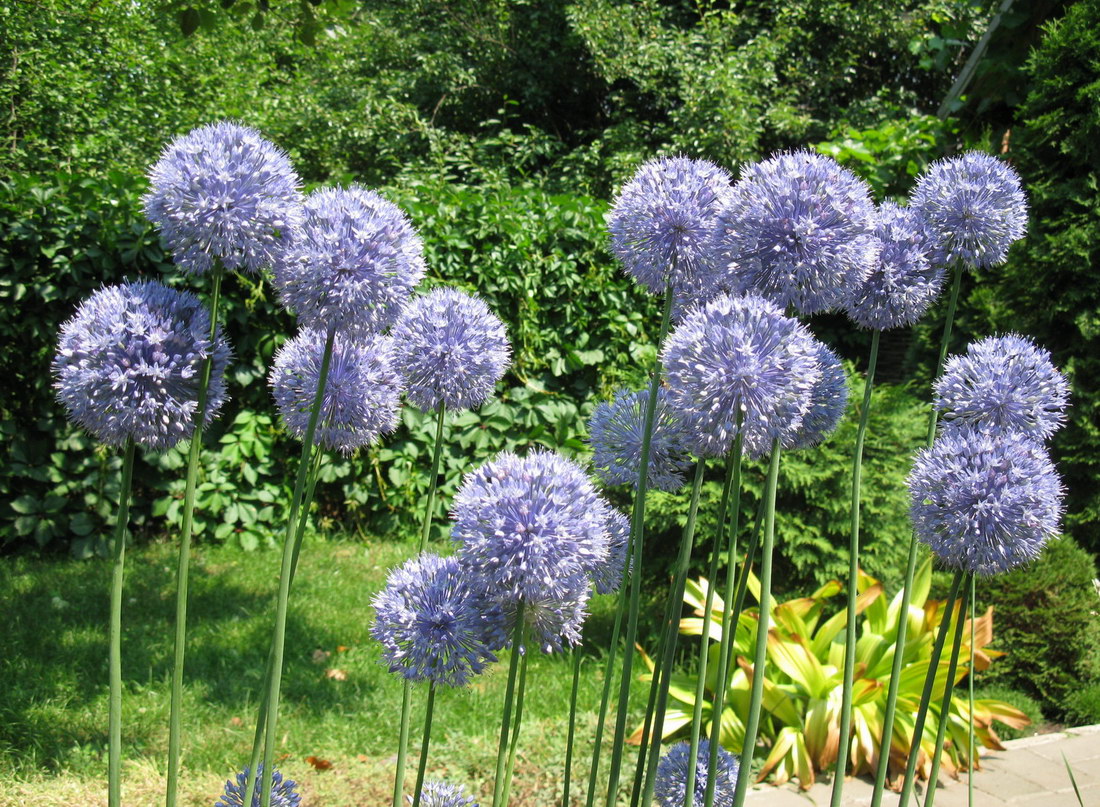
269 329 402 454
273 185 426 337
713 150 879 316
215 766 300 807
372 553 503 686
451 449 610 605
934 334 1070 441
661 293 821 458
390 287 510 411
492 571 591 654
607 156 734 316
144 121 303 275
786 342 848 451
910 151 1027 269
846 201 945 330
588 387 692 492
410 781 479 807
908 427 1063 575
591 508 631 596
654 739 739 807
53 281 230 451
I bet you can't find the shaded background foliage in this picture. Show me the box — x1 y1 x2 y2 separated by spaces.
1 0 1097 621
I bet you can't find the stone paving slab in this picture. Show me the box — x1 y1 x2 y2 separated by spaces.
744 725 1100 806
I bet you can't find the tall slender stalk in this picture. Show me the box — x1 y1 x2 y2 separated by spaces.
924 574 970 807
685 426 743 807
639 461 707 807
563 650 583 807
604 284 675 807
731 439 782 807
871 262 964 807
251 325 336 807
897 569 966 807
108 437 137 807
968 576 976 807
830 329 880 806
419 404 447 553
166 266 224 807
584 570 627 807
501 650 531 807
492 602 527 807
411 683 437 807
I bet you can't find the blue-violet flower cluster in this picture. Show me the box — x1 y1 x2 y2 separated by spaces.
144 121 304 276
654 739 739 807
274 185 426 337
53 281 230 451
411 780 479 807
215 765 300 807
269 329 402 454
390 287 510 412
712 150 878 316
587 387 692 492
591 508 631 596
786 342 848 451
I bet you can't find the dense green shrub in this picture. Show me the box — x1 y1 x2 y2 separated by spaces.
1065 683 1100 727
977 536 1100 720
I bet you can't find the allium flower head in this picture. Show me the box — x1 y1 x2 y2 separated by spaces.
654 740 739 807
661 293 821 458
269 329 402 454
588 387 692 491
787 342 848 451
908 427 1063 575
215 765 300 807
713 150 878 315
935 334 1070 441
607 156 733 316
391 287 510 411
145 121 303 275
372 553 503 686
846 201 945 330
410 781 478 807
451 449 610 604
911 151 1027 269
53 281 230 451
591 508 631 596
492 571 591 654
274 185 426 337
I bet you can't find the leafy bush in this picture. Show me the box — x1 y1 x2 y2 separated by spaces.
1065 683 1100 727
977 536 1100 720
972 685 1044 740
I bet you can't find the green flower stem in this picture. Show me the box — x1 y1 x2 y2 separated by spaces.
166 266 223 807
968 576 976 807
924 574 971 807
605 283 675 807
392 402 448 807
686 427 744 807
411 683 437 807
563 650 583 807
638 461 708 807
830 329 881 807
731 439 782 807
492 601 527 807
253 325 336 807
584 574 627 807
501 648 531 807
897 569 966 807
108 437 137 807
871 262 964 807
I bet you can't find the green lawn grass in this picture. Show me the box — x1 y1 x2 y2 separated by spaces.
0 536 655 807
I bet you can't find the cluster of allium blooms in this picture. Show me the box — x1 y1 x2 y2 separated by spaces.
390 287 511 411
53 281 231 451
451 449 609 632
786 342 849 451
661 293 822 458
908 427 1063 575
591 508 631 596
587 387 692 492
412 781 479 807
371 553 504 686
911 151 1027 269
845 201 944 330
607 156 733 316
494 572 592 654
144 122 304 276
215 766 300 807
273 185 426 337
934 334 1070 441
713 150 879 316
654 739 739 807
269 329 403 454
